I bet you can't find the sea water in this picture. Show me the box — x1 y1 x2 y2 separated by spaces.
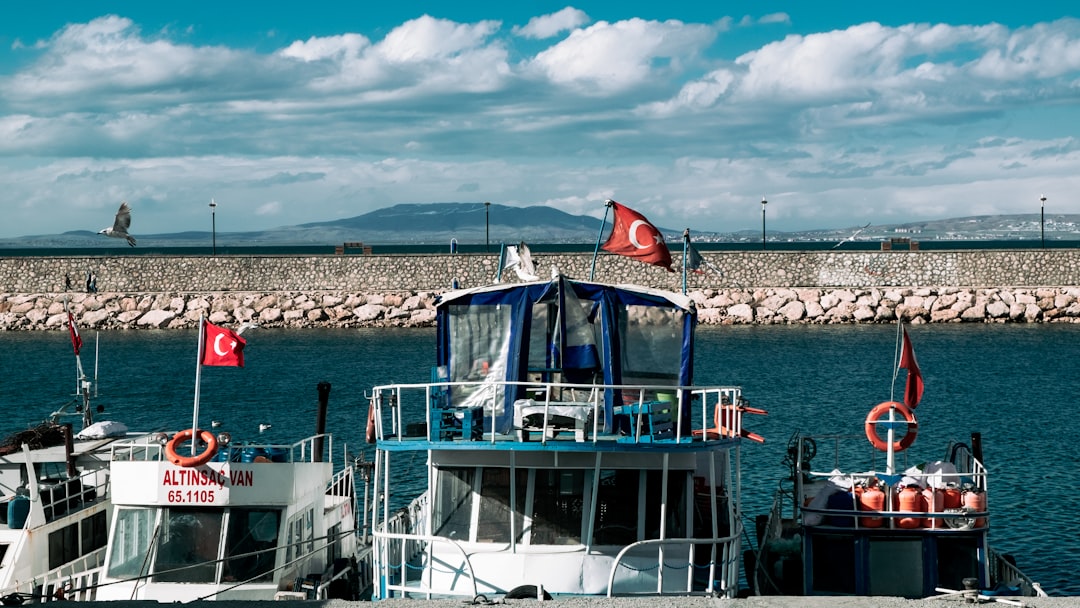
2 324 1077 595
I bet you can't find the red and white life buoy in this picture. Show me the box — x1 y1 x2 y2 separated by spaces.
864 401 918 452
165 429 219 467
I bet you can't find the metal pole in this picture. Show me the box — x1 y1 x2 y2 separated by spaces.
485 201 491 252
209 199 217 255
761 196 767 250
1040 195 1046 248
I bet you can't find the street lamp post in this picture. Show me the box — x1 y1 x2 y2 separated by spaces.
485 201 491 252
1040 195 1046 248
761 196 768 250
209 198 217 255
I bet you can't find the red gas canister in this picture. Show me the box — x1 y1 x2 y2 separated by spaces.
897 486 924 529
963 489 987 528
858 485 885 528
922 487 944 528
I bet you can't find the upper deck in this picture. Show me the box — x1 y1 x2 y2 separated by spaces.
370 378 761 453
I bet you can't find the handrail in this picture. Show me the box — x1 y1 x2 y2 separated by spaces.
371 531 479 599
370 379 747 445
605 532 742 598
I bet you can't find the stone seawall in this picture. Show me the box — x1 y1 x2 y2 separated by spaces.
1 249 1079 330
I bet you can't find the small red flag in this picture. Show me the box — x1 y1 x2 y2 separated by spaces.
201 320 246 367
899 327 923 409
68 312 82 356
601 201 674 272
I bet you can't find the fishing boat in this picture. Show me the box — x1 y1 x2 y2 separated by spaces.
0 312 144 604
92 381 367 601
366 275 765 600
752 326 1046 600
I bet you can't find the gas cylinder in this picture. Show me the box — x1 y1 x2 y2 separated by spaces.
922 487 944 528
858 485 885 528
963 489 987 528
897 486 924 529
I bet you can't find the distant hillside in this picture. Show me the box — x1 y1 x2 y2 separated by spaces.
1 203 1078 248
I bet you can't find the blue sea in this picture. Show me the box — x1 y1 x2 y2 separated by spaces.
3 324 1077 595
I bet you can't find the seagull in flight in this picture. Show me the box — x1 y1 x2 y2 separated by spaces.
831 222 871 249
99 201 137 246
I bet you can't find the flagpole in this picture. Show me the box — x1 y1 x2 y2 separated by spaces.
682 229 689 295
589 200 614 281
886 321 905 475
192 316 205 456
495 243 506 283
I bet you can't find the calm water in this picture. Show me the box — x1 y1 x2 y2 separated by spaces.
2 324 1077 595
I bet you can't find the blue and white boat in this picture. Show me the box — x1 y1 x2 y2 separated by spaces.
367 275 765 599
752 326 1046 600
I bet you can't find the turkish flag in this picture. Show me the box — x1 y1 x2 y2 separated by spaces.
68 312 82 356
201 320 246 367
899 327 923 409
601 201 673 271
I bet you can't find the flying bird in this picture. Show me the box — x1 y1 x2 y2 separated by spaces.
831 223 871 250
259 423 272 433
99 201 137 246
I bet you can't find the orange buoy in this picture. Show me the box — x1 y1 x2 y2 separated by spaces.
897 486 925 529
922 487 944 528
365 399 376 444
963 489 987 528
864 401 918 452
164 429 218 467
858 485 885 528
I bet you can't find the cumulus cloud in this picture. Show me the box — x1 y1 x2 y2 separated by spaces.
527 18 715 94
1 11 1080 238
514 7 590 39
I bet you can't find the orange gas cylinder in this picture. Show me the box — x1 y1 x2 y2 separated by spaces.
858 486 885 528
897 486 924 529
963 489 987 528
943 486 962 509
922 487 944 528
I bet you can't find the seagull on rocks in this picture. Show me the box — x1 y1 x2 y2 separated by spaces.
99 201 137 246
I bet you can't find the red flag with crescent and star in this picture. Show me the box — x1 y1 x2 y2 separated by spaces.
601 200 674 271
68 312 82 356
201 320 247 367
898 327 923 409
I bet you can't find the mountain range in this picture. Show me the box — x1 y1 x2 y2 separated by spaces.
2 202 1079 248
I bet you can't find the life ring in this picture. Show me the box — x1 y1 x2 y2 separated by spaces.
864 401 918 452
165 429 219 467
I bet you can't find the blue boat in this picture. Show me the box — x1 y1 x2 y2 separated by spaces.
367 275 765 599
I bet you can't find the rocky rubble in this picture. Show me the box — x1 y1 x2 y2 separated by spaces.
3 286 1080 331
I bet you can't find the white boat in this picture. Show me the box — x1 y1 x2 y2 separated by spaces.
93 382 366 601
367 276 765 599
0 324 144 604
752 327 1046 600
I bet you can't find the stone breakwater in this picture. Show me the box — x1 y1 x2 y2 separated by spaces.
3 286 1079 331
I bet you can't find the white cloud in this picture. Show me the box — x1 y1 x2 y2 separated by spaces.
527 18 715 94
514 7 590 39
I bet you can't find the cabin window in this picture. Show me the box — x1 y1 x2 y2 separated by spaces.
531 470 584 545
223 509 281 583
475 468 527 543
47 522 80 569
433 467 474 539
152 509 223 583
81 510 108 556
447 304 512 412
106 507 156 579
618 305 684 390
644 470 689 539
593 470 640 545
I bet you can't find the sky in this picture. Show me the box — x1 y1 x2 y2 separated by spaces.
2 1 1079 239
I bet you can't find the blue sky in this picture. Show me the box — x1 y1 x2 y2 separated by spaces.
1 1 1078 239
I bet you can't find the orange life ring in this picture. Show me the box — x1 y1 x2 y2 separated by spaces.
864 401 918 452
165 429 219 467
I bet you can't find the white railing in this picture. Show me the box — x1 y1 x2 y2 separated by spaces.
369 379 752 446
0 554 105 603
109 433 335 464
605 530 743 598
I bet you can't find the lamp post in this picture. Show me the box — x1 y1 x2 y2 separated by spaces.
209 198 217 255
1040 195 1046 248
484 201 491 252
761 196 768 250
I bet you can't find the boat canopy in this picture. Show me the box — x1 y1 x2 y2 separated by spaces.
434 276 696 434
